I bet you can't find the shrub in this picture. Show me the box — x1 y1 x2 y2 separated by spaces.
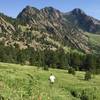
95 69 100 74
68 67 75 75
70 89 78 98
80 90 88 100
84 71 91 81
70 89 96 100
80 89 96 100
43 65 49 71
0 94 4 100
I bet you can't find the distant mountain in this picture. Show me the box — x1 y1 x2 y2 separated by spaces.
64 8 100 34
17 6 90 52
1 6 100 53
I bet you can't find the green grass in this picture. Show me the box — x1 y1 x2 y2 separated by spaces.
85 32 100 53
85 32 100 46
0 62 100 100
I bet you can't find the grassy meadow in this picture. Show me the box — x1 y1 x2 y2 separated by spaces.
0 62 100 100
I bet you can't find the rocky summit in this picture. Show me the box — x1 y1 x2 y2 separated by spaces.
64 8 100 33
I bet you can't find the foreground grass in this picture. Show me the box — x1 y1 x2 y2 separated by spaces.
0 62 100 100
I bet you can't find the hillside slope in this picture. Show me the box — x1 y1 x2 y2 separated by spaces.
0 62 100 100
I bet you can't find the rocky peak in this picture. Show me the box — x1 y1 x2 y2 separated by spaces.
24 5 39 13
41 7 62 19
17 6 41 25
17 5 40 19
71 8 85 15
64 8 100 33
41 7 59 13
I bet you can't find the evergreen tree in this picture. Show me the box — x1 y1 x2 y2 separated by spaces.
84 54 96 73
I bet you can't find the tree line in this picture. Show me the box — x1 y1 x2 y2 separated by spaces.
0 43 100 74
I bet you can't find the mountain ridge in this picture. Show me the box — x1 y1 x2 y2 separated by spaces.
0 5 100 53
1 6 100 34
16 6 90 52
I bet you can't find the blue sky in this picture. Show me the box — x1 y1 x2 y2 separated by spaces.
0 0 100 19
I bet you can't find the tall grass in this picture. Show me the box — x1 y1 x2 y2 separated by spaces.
0 62 100 100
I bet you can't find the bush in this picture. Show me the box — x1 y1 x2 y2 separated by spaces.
70 89 79 98
43 65 49 71
84 71 91 81
70 89 96 100
80 89 96 100
0 94 4 100
95 69 100 74
80 90 88 100
68 67 75 75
